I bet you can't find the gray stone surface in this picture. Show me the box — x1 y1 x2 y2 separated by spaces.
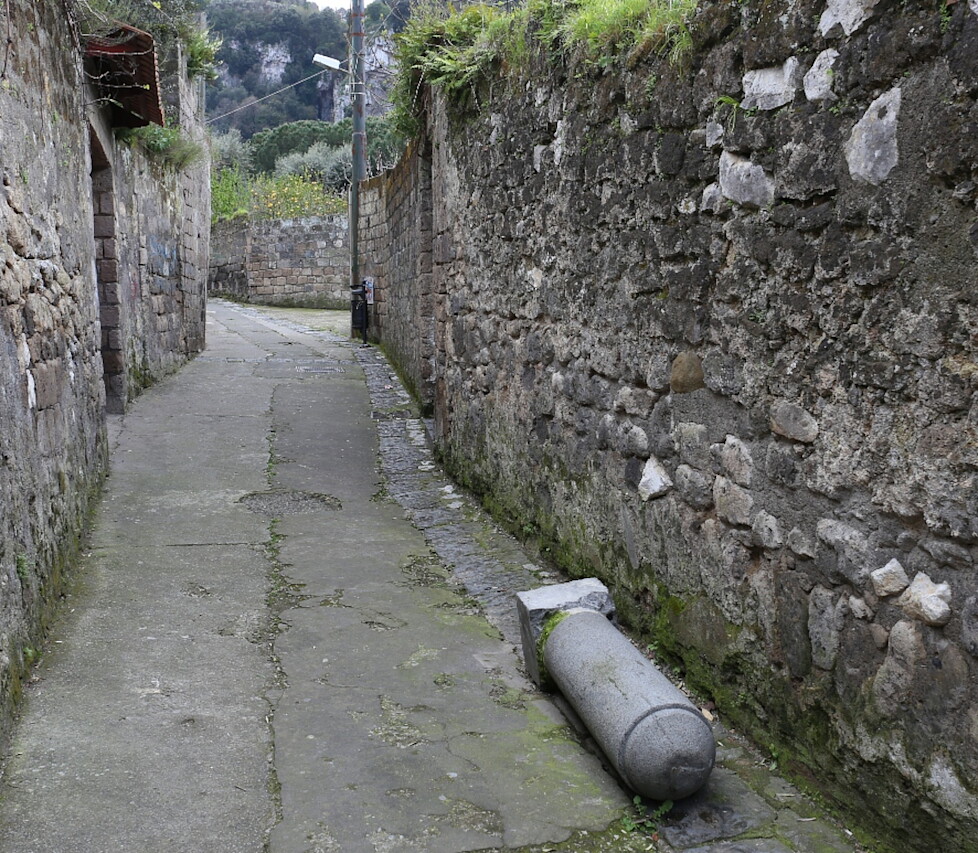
515 579 615 686
718 152 775 209
845 88 902 186
741 58 799 111
871 558 910 597
804 49 840 102
544 610 716 801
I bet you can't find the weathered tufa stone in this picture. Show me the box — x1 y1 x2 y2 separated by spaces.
741 57 800 111
670 351 705 393
871 558 910 597
787 526 817 559
816 519 871 585
873 620 924 715
845 88 901 186
809 586 845 671
713 476 753 526
752 510 783 549
804 49 840 103
896 572 952 627
962 596 978 657
719 152 775 209
639 456 673 500
715 435 753 486
819 0 882 35
770 400 818 443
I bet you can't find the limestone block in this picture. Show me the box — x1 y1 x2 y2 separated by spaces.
896 572 952 627
718 152 775 208
845 87 901 185
638 456 673 501
869 623 889 650
713 476 753 526
770 400 818 443
871 558 910 597
804 49 840 102
515 578 615 686
741 57 800 111
752 510 783 549
819 0 881 35
715 435 753 486
849 596 874 620
705 121 724 148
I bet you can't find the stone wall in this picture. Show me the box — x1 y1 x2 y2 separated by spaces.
362 0 978 849
0 0 209 741
361 139 434 401
209 215 349 309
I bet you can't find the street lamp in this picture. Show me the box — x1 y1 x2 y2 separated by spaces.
314 0 367 339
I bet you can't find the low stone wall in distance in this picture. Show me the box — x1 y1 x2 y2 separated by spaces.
209 216 349 309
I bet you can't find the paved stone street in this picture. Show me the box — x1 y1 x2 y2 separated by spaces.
0 301 863 852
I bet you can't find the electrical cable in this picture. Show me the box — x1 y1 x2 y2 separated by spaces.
206 68 329 124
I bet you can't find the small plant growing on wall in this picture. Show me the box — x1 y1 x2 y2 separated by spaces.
116 124 205 170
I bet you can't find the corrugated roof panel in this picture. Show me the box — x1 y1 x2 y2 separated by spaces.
86 24 165 128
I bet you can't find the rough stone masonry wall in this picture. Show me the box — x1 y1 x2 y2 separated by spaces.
361 139 435 399
365 0 978 849
0 0 108 739
94 47 209 411
0 0 209 741
208 216 349 309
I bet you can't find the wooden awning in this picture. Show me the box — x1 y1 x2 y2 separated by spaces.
85 24 165 128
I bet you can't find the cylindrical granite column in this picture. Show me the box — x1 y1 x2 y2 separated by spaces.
544 609 715 801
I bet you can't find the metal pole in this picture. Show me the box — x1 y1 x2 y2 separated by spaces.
349 0 366 332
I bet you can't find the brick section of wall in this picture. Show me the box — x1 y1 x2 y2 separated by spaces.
362 2 978 849
209 216 349 309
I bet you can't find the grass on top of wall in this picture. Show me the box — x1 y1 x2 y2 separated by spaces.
390 0 698 134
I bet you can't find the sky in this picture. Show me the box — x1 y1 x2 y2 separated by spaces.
308 0 351 9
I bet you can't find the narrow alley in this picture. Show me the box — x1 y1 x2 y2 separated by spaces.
0 302 860 852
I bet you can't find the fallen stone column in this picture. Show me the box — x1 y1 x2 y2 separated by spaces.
517 580 715 801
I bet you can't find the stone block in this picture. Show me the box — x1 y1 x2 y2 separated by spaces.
639 456 673 501
845 88 901 186
671 351 705 392
93 214 114 239
896 573 952 627
714 476 753 526
871 558 910 597
741 57 800 111
675 464 714 509
715 435 753 486
804 49 840 102
719 152 775 209
770 401 818 443
515 578 615 686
